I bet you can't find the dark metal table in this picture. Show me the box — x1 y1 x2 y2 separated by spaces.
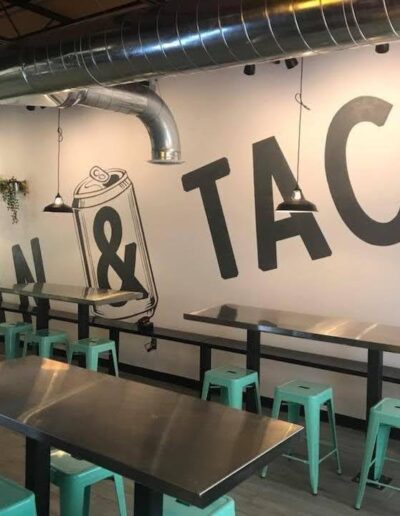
0 356 302 516
0 283 141 338
184 303 400 417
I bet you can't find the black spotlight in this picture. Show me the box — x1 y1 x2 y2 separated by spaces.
243 64 256 76
285 58 299 70
375 43 390 54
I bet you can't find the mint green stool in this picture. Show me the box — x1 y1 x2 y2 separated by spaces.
355 398 400 509
0 322 33 359
51 449 127 516
201 366 262 414
67 337 119 376
164 495 235 515
0 475 37 515
262 379 341 495
24 329 69 359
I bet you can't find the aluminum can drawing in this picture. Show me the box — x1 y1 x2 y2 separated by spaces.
73 166 158 320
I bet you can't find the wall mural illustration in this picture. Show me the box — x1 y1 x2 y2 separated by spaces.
73 166 158 320
6 96 398 314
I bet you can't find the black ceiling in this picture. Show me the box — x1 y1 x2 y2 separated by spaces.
0 0 165 42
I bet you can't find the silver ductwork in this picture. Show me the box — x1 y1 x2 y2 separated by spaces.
0 84 182 164
0 0 399 100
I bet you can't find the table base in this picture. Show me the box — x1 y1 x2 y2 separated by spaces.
134 483 163 516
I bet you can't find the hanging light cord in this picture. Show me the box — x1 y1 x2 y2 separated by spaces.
57 109 64 194
294 58 310 188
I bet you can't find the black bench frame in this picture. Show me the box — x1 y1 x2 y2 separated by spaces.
2 301 400 429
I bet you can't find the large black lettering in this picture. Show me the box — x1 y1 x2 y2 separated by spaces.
254 137 332 271
182 158 238 279
326 96 398 245
12 238 48 320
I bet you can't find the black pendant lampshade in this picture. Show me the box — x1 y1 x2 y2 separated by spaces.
44 109 73 213
276 187 317 213
44 193 73 213
276 58 317 214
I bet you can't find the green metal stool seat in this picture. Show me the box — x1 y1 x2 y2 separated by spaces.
0 475 37 515
0 322 33 359
163 495 235 515
262 379 341 495
201 366 262 414
355 398 400 509
51 449 127 516
24 329 69 359
67 337 119 376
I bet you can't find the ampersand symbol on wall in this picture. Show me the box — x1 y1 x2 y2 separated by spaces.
94 206 148 305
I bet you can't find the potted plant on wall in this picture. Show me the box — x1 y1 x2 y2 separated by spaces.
0 177 28 223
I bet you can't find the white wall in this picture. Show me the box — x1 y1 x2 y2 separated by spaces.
1 44 400 419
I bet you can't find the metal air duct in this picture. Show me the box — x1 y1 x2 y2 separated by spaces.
0 0 398 100
0 84 182 164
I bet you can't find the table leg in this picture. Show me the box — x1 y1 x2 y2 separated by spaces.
78 304 90 339
366 349 383 420
25 437 50 516
109 327 120 375
246 330 261 413
199 345 212 397
134 483 163 516
77 304 90 367
36 299 49 331
353 349 387 488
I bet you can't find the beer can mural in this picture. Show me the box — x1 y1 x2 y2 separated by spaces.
73 166 158 320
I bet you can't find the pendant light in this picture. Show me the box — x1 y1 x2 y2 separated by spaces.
44 109 73 213
276 58 317 213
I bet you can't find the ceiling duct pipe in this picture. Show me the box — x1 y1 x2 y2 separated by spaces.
0 84 182 164
0 0 399 99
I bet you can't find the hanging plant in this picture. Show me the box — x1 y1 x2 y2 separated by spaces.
0 177 28 224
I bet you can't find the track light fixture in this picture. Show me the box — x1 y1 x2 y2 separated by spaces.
285 58 299 70
375 43 390 54
243 64 256 76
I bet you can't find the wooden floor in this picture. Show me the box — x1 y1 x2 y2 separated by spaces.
0 368 398 515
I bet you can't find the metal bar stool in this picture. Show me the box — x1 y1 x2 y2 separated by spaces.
201 366 262 413
163 495 235 515
355 398 400 509
51 449 127 516
67 337 119 376
0 475 37 515
262 379 341 495
23 329 69 359
0 322 33 359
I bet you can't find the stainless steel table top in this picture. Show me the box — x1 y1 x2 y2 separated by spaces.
0 282 142 306
184 304 400 353
0 356 302 507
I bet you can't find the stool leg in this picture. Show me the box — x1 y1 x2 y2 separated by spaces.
111 347 120 377
261 395 283 479
201 379 211 401
374 424 391 481
113 475 127 516
326 399 342 474
253 381 262 415
355 415 380 510
22 331 32 357
86 350 99 372
83 486 91 516
287 403 301 423
304 401 320 495
38 341 53 359
59 483 88 516
220 386 230 406
229 384 244 410
4 332 16 359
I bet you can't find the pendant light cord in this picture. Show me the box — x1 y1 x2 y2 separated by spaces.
57 109 64 194
294 58 310 188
